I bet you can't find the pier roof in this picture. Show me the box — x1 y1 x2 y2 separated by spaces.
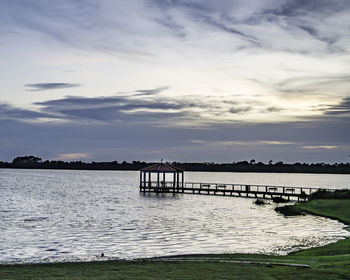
140 162 183 173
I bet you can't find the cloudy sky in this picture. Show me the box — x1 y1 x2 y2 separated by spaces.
1 0 350 163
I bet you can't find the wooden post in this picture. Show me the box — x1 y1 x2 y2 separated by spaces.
157 172 160 188
181 172 184 193
139 171 142 190
176 172 179 192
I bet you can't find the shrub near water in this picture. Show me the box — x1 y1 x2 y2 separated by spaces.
309 189 350 200
275 205 305 216
254 198 267 205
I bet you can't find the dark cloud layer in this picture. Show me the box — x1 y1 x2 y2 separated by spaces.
0 103 52 120
1 113 349 163
1 92 350 162
269 0 347 17
33 94 194 122
25 83 81 91
325 97 350 115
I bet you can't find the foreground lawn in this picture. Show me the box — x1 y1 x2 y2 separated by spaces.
1 199 350 280
1 257 349 280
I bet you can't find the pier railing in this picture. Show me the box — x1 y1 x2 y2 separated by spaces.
140 180 336 201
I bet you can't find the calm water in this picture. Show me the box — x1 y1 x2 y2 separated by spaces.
0 169 349 264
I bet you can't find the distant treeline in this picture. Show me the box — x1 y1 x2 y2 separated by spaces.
0 155 350 174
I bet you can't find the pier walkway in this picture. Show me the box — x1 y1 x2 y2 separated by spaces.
140 181 333 201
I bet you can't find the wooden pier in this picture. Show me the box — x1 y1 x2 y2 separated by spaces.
139 181 332 201
138 163 333 201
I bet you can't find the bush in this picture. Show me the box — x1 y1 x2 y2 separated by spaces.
254 199 266 205
309 189 350 200
275 205 305 216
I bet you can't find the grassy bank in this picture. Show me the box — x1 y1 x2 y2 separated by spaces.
1 200 350 280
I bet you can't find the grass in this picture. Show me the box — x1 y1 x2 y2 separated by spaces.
276 199 350 225
1 199 350 279
1 258 349 280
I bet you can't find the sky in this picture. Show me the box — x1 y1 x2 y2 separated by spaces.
1 0 350 163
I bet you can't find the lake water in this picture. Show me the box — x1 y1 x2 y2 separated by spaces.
0 169 349 264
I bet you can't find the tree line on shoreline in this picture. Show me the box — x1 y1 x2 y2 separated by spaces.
0 155 349 174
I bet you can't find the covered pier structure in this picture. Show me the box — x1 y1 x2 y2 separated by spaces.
140 162 184 194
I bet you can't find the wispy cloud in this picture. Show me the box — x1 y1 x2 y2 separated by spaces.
33 92 195 123
190 140 295 147
3 0 349 56
134 86 170 96
2 88 335 125
276 76 350 97
302 145 342 150
54 153 91 160
259 140 295 145
29 88 277 124
25 83 81 91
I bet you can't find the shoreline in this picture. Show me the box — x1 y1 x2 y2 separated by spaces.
1 165 350 175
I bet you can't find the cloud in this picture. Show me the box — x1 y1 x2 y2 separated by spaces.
268 0 347 17
0 103 53 120
1 111 350 163
277 75 350 95
198 15 260 47
229 106 252 114
249 75 350 106
266 106 283 112
54 153 91 160
34 93 194 123
148 0 350 54
259 140 295 145
1 1 350 164
324 97 350 115
32 89 266 124
302 145 343 150
2 0 347 56
190 139 295 147
134 86 170 96
4 86 346 126
25 83 81 91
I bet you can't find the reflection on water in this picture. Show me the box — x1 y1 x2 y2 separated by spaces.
0 169 349 264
